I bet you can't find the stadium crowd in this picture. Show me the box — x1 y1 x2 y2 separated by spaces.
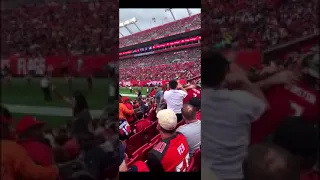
1 85 119 179
201 43 319 180
1 1 117 56
119 79 201 172
120 48 201 81
202 0 318 50
119 14 200 47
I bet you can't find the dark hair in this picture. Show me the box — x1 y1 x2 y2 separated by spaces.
202 50 230 88
273 116 318 170
168 80 178 89
136 111 143 120
243 143 299 180
72 91 89 117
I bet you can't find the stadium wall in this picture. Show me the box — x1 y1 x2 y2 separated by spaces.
1 55 115 77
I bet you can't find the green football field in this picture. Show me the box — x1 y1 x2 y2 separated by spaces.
119 87 148 98
1 78 110 127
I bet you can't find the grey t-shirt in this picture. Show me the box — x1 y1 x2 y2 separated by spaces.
155 90 163 104
177 120 201 156
202 88 266 180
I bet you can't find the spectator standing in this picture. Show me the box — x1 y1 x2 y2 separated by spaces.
41 74 52 101
163 80 188 122
201 51 268 180
154 87 164 109
177 104 201 156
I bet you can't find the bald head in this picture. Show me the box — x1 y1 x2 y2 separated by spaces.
243 143 299 180
181 104 196 121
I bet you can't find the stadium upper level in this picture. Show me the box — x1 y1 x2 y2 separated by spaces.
119 13 200 48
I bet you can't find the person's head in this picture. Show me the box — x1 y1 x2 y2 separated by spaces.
15 116 45 140
136 111 143 120
188 97 201 111
72 91 89 115
202 50 230 88
273 116 318 170
243 143 300 180
122 97 130 103
181 104 197 121
156 109 177 137
168 80 178 89
119 141 128 172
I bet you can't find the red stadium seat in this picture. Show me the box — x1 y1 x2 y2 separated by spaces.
143 122 159 143
192 149 201 172
126 131 147 158
150 134 161 144
131 143 149 161
140 141 158 161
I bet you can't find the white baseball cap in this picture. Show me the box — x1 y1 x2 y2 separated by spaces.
156 109 177 131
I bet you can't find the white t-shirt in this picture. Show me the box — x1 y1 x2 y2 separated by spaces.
41 78 49 88
163 89 187 114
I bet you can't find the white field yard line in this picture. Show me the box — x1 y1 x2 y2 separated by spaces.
3 104 103 117
120 93 146 98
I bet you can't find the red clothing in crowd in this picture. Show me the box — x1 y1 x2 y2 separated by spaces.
183 88 201 104
196 111 201 120
18 139 54 165
124 102 135 124
147 133 190 172
135 119 152 133
251 81 319 144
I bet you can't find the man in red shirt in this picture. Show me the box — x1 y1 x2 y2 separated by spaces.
251 55 319 144
134 111 152 133
146 109 190 172
183 84 201 104
122 97 135 124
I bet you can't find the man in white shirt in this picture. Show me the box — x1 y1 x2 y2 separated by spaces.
201 51 268 180
177 104 201 157
163 80 191 122
40 74 52 101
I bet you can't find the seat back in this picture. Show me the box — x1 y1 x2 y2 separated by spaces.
150 134 161 144
144 122 159 143
140 142 157 161
126 131 146 158
193 148 201 171
132 143 149 161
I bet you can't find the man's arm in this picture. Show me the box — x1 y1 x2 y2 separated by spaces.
146 152 165 172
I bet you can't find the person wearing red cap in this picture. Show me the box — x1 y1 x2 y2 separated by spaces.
15 116 54 166
1 115 58 180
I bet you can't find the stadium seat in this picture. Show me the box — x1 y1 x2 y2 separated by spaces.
131 143 149 161
143 122 159 143
126 131 147 158
187 148 201 172
140 141 158 161
150 134 161 144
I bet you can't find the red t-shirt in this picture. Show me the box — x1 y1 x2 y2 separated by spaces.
251 81 319 144
147 133 190 172
135 119 152 133
196 111 201 120
183 88 201 104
